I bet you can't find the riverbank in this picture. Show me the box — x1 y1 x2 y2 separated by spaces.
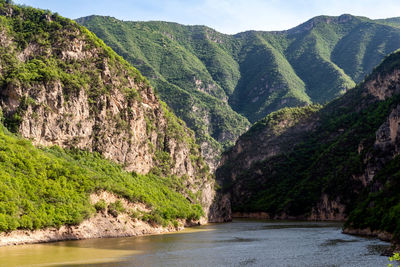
343 227 400 253
0 191 203 247
2 220 391 267
342 227 393 242
232 212 345 221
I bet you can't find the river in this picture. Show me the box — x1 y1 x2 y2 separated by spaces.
0 220 391 267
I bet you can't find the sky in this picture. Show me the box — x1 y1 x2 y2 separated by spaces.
13 0 400 34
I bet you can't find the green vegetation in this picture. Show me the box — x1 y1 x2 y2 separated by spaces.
344 51 400 241
94 200 107 212
77 14 400 139
376 17 400 28
77 16 250 152
0 0 209 181
0 123 203 231
0 0 206 233
224 88 400 215
388 253 400 267
107 201 125 217
218 50 400 242
243 104 322 137
346 155 400 239
0 1 153 137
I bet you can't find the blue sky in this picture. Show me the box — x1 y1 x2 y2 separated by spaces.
13 0 400 34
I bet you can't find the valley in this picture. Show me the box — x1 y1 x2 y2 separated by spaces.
78 14 400 167
0 0 399 265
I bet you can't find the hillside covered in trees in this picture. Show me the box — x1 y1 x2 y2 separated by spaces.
78 14 400 165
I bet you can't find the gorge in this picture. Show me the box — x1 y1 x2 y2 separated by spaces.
0 1 399 265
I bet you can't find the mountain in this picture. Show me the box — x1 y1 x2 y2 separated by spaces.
0 1 221 244
76 16 252 169
376 17 400 28
77 14 400 165
216 49 400 243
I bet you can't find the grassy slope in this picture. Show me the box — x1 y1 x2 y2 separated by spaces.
78 15 400 127
332 20 400 82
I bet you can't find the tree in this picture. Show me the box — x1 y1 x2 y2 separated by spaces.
388 253 400 267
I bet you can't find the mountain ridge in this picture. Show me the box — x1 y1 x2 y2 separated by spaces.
78 14 400 166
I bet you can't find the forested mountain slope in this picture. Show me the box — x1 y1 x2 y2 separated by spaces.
78 14 400 165
217 49 400 242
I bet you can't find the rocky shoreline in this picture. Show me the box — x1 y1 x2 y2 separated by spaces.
0 191 203 247
0 215 186 247
343 227 400 255
342 227 393 242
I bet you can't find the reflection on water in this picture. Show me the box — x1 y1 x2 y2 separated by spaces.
0 220 391 267
217 237 262 243
321 238 360 246
262 222 340 229
367 244 391 256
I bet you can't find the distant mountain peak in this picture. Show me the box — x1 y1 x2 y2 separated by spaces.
287 14 362 34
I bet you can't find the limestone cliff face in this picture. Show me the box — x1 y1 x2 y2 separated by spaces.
353 104 400 188
309 194 346 221
0 6 217 220
351 67 400 189
374 104 400 153
365 69 400 101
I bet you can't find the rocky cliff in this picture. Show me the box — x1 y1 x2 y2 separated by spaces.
0 2 220 224
216 50 400 237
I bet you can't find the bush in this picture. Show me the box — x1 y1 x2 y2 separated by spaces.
388 253 400 267
94 200 107 212
129 209 141 220
172 220 179 229
107 200 125 217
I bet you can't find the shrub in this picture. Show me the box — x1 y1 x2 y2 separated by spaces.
108 200 125 217
94 200 107 212
129 209 141 220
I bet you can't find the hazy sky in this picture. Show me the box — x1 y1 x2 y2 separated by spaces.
13 0 400 34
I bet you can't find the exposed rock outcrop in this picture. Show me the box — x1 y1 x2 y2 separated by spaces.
208 193 232 222
0 30 197 179
309 194 346 221
342 227 393 242
0 4 224 226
